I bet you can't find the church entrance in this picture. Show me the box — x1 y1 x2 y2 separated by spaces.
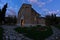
21 19 24 26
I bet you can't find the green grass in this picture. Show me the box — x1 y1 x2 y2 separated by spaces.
0 27 3 40
55 24 60 29
15 25 53 40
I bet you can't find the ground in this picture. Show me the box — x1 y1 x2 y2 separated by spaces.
2 25 32 40
0 27 3 40
0 25 60 40
45 26 60 40
15 25 53 40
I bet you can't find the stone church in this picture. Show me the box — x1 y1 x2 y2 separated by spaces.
17 3 45 26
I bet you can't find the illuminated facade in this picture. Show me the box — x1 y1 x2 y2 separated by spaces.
17 3 45 26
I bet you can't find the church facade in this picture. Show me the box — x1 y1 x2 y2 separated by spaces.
17 3 45 26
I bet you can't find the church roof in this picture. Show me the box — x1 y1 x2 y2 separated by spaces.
31 8 40 16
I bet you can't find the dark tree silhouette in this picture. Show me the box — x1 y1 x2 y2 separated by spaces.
0 9 1 16
50 14 56 25
45 14 57 26
13 16 17 25
1 3 7 17
5 15 17 25
0 9 2 24
0 3 8 25
45 15 51 26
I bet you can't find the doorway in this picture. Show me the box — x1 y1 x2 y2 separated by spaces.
21 19 24 26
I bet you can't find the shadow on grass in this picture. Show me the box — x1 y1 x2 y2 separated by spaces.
0 27 3 40
55 24 60 29
14 25 53 40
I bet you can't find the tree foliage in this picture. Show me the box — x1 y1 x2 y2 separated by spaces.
5 15 17 25
0 3 8 25
45 14 57 26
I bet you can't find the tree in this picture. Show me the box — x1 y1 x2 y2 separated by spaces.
13 16 17 25
45 14 57 26
50 14 56 25
0 9 2 25
1 3 8 24
45 15 51 26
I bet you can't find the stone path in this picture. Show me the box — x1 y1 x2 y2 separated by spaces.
1 25 32 40
1 25 60 40
45 26 60 40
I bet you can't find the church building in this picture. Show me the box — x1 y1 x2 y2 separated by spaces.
17 3 45 26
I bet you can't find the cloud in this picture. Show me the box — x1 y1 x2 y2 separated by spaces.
0 4 4 9
0 4 3 7
28 0 38 3
14 5 18 9
8 6 17 11
28 0 54 16
48 10 60 15
56 15 60 17
6 9 16 16
28 0 45 7
0 1 8 9
8 6 18 10
49 11 58 14
41 8 60 15
9 6 13 9
28 0 53 7
42 8 49 12
6 6 16 16
47 0 53 3
37 2 46 7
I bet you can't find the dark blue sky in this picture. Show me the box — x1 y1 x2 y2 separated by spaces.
0 0 60 17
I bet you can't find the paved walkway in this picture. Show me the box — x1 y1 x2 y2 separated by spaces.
1 25 32 40
1 25 60 40
45 26 60 40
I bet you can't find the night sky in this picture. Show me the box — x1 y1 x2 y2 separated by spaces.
0 0 60 17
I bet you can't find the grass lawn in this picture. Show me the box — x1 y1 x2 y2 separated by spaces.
15 25 53 40
55 24 60 29
0 27 3 40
